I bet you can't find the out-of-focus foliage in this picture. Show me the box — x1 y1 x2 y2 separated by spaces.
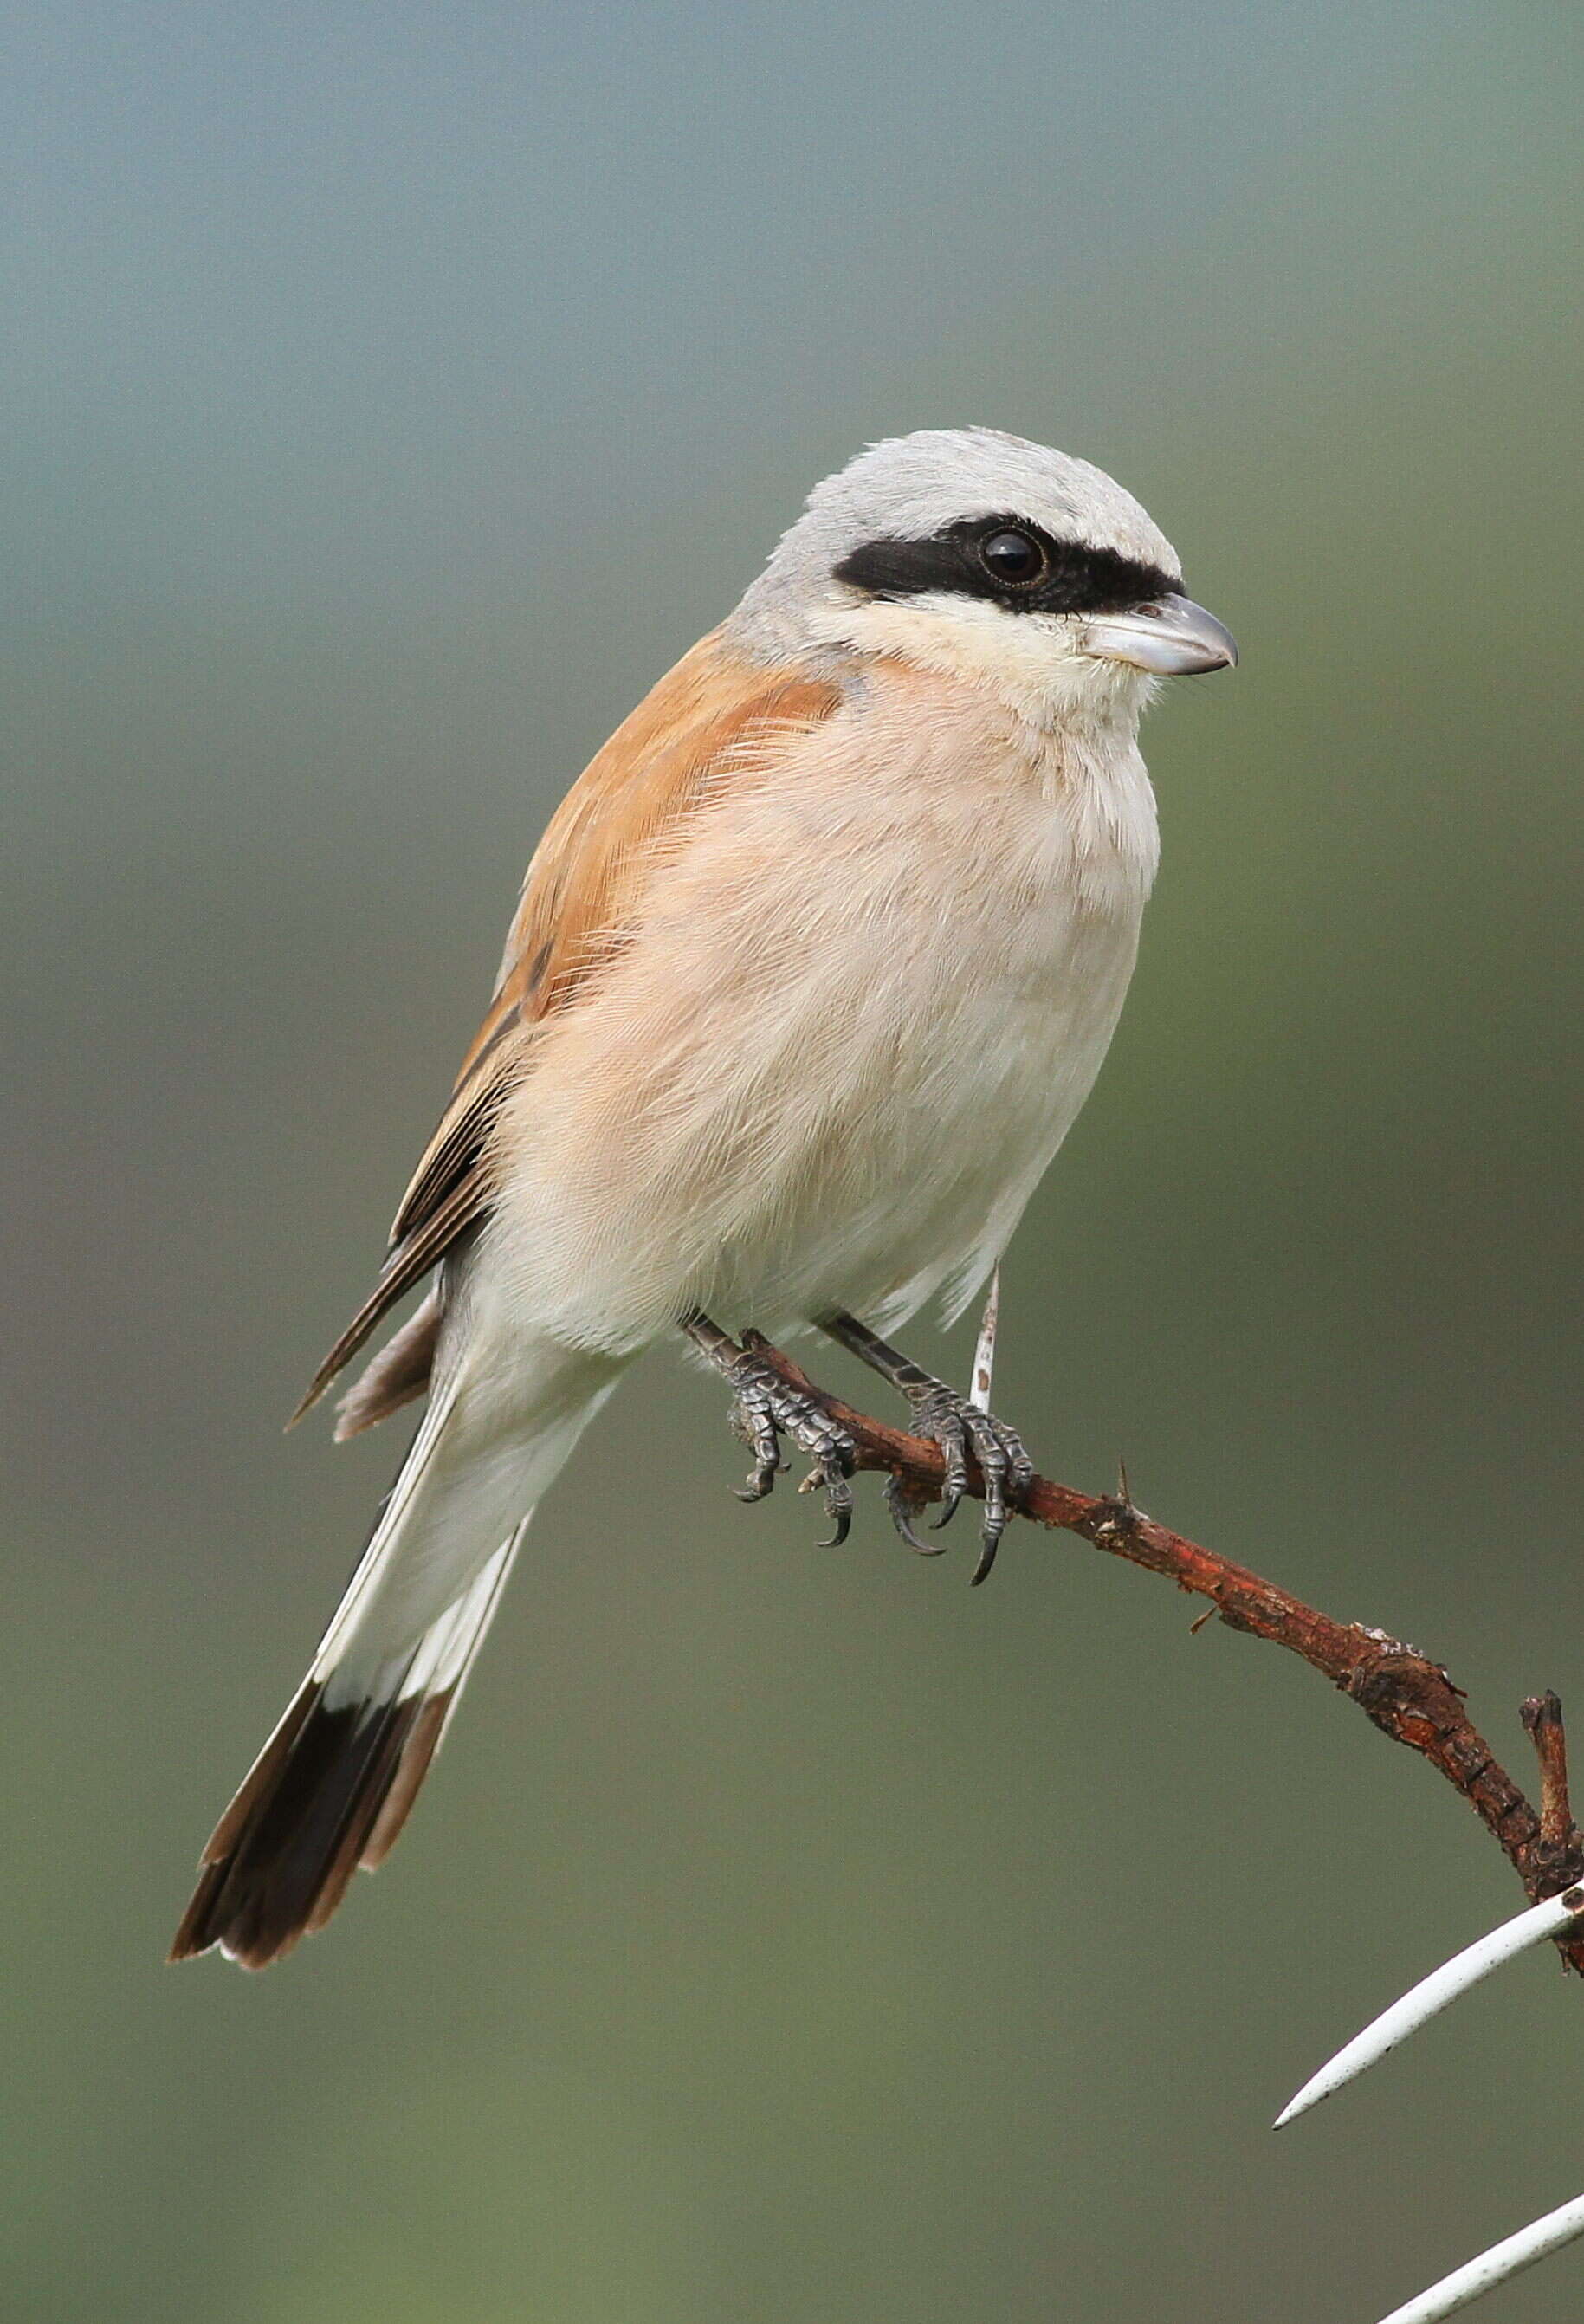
4 6 1581 2319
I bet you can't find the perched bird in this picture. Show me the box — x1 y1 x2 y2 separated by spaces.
171 427 1236 1969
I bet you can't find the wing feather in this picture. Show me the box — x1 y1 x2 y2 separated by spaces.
291 629 841 1423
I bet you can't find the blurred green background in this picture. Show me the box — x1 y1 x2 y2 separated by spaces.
6 4 1582 2319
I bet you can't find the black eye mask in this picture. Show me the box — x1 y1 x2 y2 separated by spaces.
833 515 1180 619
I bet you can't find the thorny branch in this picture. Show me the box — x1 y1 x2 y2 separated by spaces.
734 1333 1584 1975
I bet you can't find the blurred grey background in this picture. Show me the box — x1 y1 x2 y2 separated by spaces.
5 4 1582 2319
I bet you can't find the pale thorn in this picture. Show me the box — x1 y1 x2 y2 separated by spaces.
1372 2188 1584 2324
969 1266 1000 1410
1274 1881 1584 2129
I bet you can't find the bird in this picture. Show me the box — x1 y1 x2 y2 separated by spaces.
171 426 1236 1969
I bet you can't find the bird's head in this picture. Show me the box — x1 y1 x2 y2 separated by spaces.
732 426 1236 728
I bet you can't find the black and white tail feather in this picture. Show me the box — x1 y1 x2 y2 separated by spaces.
172 1376 480 1967
171 1332 611 1969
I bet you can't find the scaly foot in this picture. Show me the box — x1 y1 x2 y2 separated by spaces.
683 1316 857 1546
902 1382 1033 1583
822 1311 1034 1583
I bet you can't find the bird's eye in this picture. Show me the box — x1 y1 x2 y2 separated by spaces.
979 528 1047 586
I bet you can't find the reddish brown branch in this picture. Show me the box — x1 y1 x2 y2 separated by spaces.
747 1338 1584 1971
1523 1691 1575 1864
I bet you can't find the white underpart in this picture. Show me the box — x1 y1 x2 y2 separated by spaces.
293 597 1163 1706
301 642 1159 1690
485 654 1157 1356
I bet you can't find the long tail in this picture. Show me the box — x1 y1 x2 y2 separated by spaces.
171 1348 615 1970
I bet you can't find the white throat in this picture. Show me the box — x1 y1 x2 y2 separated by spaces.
759 588 1159 743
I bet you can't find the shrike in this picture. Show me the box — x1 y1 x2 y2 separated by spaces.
172 427 1236 1968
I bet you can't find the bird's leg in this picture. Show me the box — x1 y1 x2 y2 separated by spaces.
682 1312 857 1546
821 1310 1034 1583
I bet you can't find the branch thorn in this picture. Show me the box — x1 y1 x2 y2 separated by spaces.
1521 1691 1575 1857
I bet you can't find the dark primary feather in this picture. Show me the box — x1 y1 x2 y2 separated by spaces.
333 1285 443 1440
288 1175 490 1426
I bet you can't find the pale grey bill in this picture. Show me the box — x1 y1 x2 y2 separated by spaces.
1080 592 1238 675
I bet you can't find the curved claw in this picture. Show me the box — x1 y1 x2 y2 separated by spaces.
884 1473 945 1555
967 1418 1008 1570
721 1343 857 1546
729 1376 787 1501
816 1499 852 1550
919 1395 970 1531
734 1439 786 1502
969 1522 1004 1587
960 1409 1035 1584
796 1453 855 1546
908 1385 1032 1582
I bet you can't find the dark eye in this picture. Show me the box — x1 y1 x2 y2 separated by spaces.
979 527 1046 586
